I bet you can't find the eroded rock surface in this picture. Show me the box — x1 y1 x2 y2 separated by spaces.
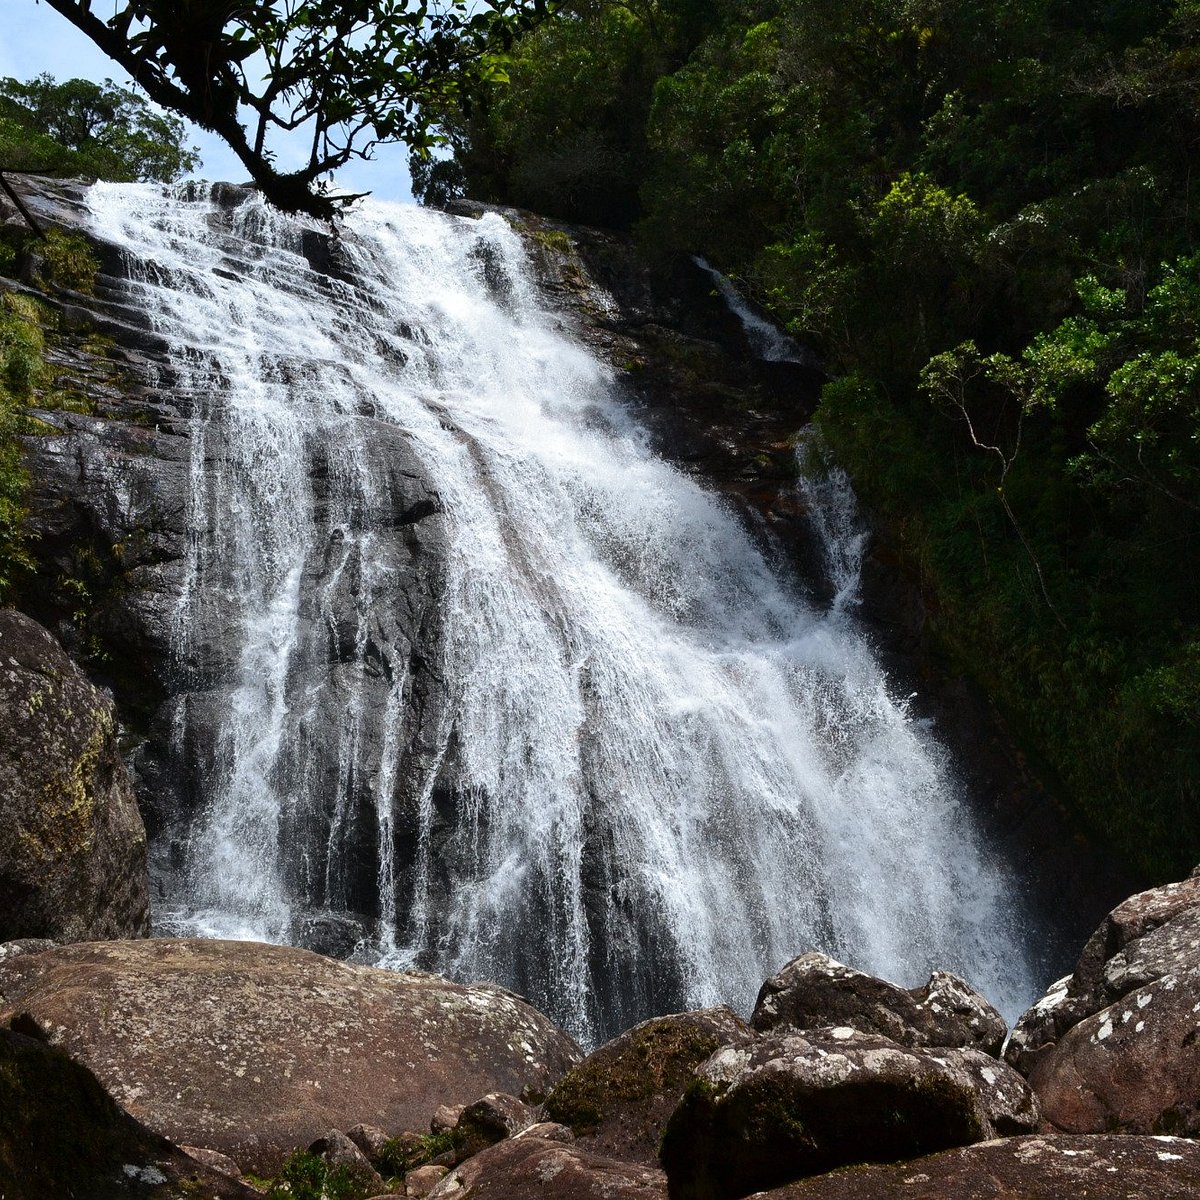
545 1006 753 1165
660 1028 1037 1200
752 952 1007 1054
752 1134 1200 1199
0 938 580 1172
0 609 149 942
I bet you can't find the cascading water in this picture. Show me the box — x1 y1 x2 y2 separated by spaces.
87 181 1036 1045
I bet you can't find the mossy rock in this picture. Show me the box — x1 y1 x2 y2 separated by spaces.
545 1006 752 1166
0 609 149 941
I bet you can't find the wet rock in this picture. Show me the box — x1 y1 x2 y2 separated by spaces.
309 1129 385 1194
6 176 452 958
752 952 1007 1054
0 1025 257 1199
0 609 149 942
428 1135 666 1199
455 1091 535 1155
545 1006 753 1166
752 1134 1200 1198
0 938 580 1173
659 1028 1037 1200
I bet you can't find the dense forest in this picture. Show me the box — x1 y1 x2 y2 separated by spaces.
416 0 1200 880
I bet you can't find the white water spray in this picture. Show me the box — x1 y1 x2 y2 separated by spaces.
87 182 1035 1043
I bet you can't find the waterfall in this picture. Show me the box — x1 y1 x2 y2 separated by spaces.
86 182 1036 1045
692 256 810 364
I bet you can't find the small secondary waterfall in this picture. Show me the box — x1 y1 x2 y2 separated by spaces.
87 182 1035 1045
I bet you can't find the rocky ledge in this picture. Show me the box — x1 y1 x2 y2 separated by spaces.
5 869 1200 1197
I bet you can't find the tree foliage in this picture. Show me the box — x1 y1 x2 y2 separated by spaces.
42 0 552 217
0 74 199 182
432 0 1200 878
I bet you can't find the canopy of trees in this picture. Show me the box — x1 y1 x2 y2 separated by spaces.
41 0 552 217
0 74 198 182
428 0 1200 880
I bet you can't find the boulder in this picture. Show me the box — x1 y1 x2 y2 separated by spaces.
346 1122 393 1163
309 1129 386 1194
432 1104 466 1133
1007 867 1200 1133
180 1145 244 1179
659 1028 1038 1200
751 1134 1200 1198
428 1133 666 1199
0 610 149 942
0 938 580 1172
1006 869 1200 1074
455 1091 535 1156
407 1164 450 1196
545 1006 752 1165
1028 967 1200 1134
519 1121 574 1143
752 952 1007 1055
0 1025 256 1200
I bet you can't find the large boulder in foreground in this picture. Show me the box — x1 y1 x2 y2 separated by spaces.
0 610 149 942
660 1029 1037 1200
545 1006 752 1165
429 1129 666 1199
1007 867 1200 1133
0 1025 255 1200
752 952 1007 1055
0 939 580 1172
752 1134 1200 1199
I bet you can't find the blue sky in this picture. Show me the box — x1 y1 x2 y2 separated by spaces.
1 0 416 202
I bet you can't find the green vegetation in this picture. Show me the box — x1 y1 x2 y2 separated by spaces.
0 292 44 600
427 0 1200 878
0 74 198 183
39 0 554 218
0 228 101 602
377 1129 460 1176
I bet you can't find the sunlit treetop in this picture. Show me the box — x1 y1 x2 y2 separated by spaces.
40 0 552 218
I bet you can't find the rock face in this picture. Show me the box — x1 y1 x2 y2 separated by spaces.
0 938 580 1172
0 609 149 942
4 176 451 960
545 1007 753 1166
659 1029 1037 1200
0 1026 256 1200
752 952 1007 1054
428 1133 666 1200
752 1134 1200 1199
1008 868 1200 1134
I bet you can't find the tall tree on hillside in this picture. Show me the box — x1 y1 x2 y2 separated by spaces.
39 0 553 218
0 74 199 183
